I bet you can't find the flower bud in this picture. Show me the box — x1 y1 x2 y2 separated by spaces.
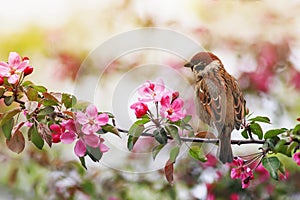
23 66 33 76
0 76 4 86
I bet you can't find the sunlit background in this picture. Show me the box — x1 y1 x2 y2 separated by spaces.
1 0 300 199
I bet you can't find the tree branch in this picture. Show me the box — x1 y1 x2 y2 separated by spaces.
117 128 266 145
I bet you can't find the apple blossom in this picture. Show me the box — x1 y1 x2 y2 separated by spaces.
160 93 186 122
293 151 300 166
130 102 148 118
230 157 254 189
0 52 31 84
138 79 166 102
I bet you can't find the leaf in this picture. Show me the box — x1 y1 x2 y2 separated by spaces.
165 125 181 145
0 87 5 97
153 128 168 145
287 141 298 157
6 130 25 154
241 129 249 139
38 123 52 147
274 139 288 154
32 85 47 93
25 101 39 115
4 96 14 106
169 146 180 163
262 157 281 180
0 108 21 126
164 159 174 185
250 123 263 139
29 125 44 150
264 128 287 139
86 145 102 162
188 145 207 162
26 87 38 101
79 156 87 170
38 106 55 116
128 123 145 137
127 135 138 151
195 131 217 139
182 115 192 123
43 92 60 104
249 116 271 124
292 124 300 135
101 124 120 137
22 80 34 87
62 93 77 109
152 144 165 160
2 118 14 140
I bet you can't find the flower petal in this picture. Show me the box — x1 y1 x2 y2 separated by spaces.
96 113 109 126
83 134 100 148
86 104 98 119
8 74 19 84
76 111 89 125
50 124 61 134
155 79 165 93
60 131 76 144
172 98 184 111
74 139 86 157
16 61 29 72
160 95 170 108
8 52 21 67
99 143 109 153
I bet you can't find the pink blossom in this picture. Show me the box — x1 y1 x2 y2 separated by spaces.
50 124 65 143
60 118 109 157
255 163 270 182
76 104 109 135
293 151 300 166
160 94 186 122
130 102 148 118
138 79 166 102
230 193 240 200
230 157 254 189
0 52 31 84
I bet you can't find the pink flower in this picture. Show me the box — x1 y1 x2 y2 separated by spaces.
293 151 300 166
230 193 240 200
0 52 31 84
130 102 148 118
60 118 109 157
76 104 109 135
138 79 166 102
50 124 65 143
230 157 254 189
160 94 186 122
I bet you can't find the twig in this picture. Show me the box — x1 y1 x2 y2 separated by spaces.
117 128 266 145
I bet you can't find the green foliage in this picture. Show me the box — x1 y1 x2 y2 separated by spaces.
264 128 287 139
152 144 165 160
262 156 283 181
28 125 44 150
86 145 103 162
188 145 207 162
165 125 181 145
2 118 14 140
153 128 168 145
250 123 263 139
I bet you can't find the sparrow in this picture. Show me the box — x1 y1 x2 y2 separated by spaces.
184 52 246 163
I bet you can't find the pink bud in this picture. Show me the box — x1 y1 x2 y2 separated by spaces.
24 66 33 76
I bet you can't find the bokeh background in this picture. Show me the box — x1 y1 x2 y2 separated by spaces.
1 0 300 199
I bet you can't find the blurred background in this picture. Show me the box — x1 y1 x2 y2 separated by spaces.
1 0 300 199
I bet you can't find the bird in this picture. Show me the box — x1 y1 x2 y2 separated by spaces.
184 52 246 163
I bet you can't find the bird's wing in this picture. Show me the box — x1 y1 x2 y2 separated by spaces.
231 79 246 130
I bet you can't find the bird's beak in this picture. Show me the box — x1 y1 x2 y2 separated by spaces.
184 62 192 68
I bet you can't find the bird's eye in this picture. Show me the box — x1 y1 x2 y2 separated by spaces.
194 64 205 71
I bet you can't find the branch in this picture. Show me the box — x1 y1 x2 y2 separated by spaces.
117 128 266 145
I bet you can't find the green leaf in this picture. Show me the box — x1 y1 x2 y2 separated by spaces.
241 129 249 139
183 115 192 123
22 80 34 87
101 124 120 137
62 93 77 109
4 96 14 106
250 123 263 139
28 125 44 150
292 124 300 135
79 156 87 170
153 128 168 145
32 85 47 93
0 108 21 126
86 145 102 162
287 141 298 157
262 157 281 180
26 87 38 101
127 135 138 151
165 125 181 145
38 106 55 116
274 139 287 154
128 123 145 137
264 128 287 139
188 145 207 162
152 144 165 160
249 116 271 124
2 118 14 140
169 146 180 163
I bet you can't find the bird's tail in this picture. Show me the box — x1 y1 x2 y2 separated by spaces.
218 127 233 163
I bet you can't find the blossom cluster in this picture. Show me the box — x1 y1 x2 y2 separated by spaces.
50 104 110 157
130 79 186 122
230 157 254 189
